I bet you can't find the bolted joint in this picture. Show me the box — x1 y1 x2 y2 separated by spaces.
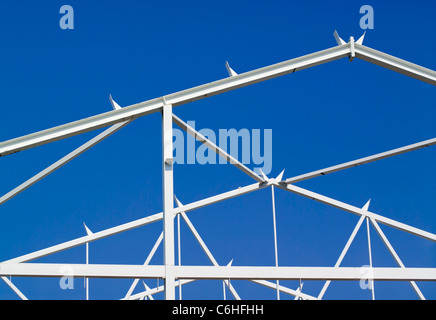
349 36 355 62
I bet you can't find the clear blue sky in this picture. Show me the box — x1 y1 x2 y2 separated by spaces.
0 0 435 300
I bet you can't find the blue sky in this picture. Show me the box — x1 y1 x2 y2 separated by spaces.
0 0 435 300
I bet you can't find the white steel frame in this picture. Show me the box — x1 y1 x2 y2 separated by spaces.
0 32 435 300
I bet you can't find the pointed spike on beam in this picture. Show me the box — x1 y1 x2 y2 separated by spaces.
142 281 155 300
83 222 93 235
109 94 122 110
275 169 285 181
227 259 234 266
333 30 346 45
225 61 238 77
356 31 366 45
294 282 304 300
259 168 269 181
362 199 371 211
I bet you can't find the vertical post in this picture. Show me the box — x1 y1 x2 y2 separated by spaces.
162 103 175 300
222 281 227 300
271 185 280 300
85 241 89 300
366 218 375 300
177 213 182 300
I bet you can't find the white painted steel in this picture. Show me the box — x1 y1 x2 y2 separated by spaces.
270 186 280 300
285 137 436 184
162 103 176 300
125 279 195 300
124 232 163 299
1 276 28 300
355 43 436 85
130 278 318 300
369 217 425 300
177 213 182 300
252 280 316 300
172 114 263 182
1 41 434 158
175 197 241 300
2 264 436 281
317 214 367 299
0 34 435 300
1 181 267 264
366 217 375 300
0 121 131 206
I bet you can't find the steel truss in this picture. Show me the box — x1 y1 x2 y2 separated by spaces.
0 31 435 300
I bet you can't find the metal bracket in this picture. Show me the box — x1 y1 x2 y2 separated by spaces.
165 157 174 165
349 36 355 62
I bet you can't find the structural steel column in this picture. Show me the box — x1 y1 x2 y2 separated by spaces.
162 103 175 300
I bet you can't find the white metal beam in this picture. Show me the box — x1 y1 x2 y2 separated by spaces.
1 276 28 300
270 185 280 300
355 43 436 85
124 279 195 300
0 41 434 158
176 266 436 281
285 137 436 184
0 45 351 157
366 217 375 300
251 279 316 300
124 232 163 299
128 278 318 300
317 214 367 299
369 217 425 300
2 264 436 281
175 197 241 300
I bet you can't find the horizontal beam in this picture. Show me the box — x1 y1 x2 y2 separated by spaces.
285 137 436 184
0 45 350 157
1 263 436 281
2 181 268 264
276 183 436 242
175 266 436 281
355 43 436 86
